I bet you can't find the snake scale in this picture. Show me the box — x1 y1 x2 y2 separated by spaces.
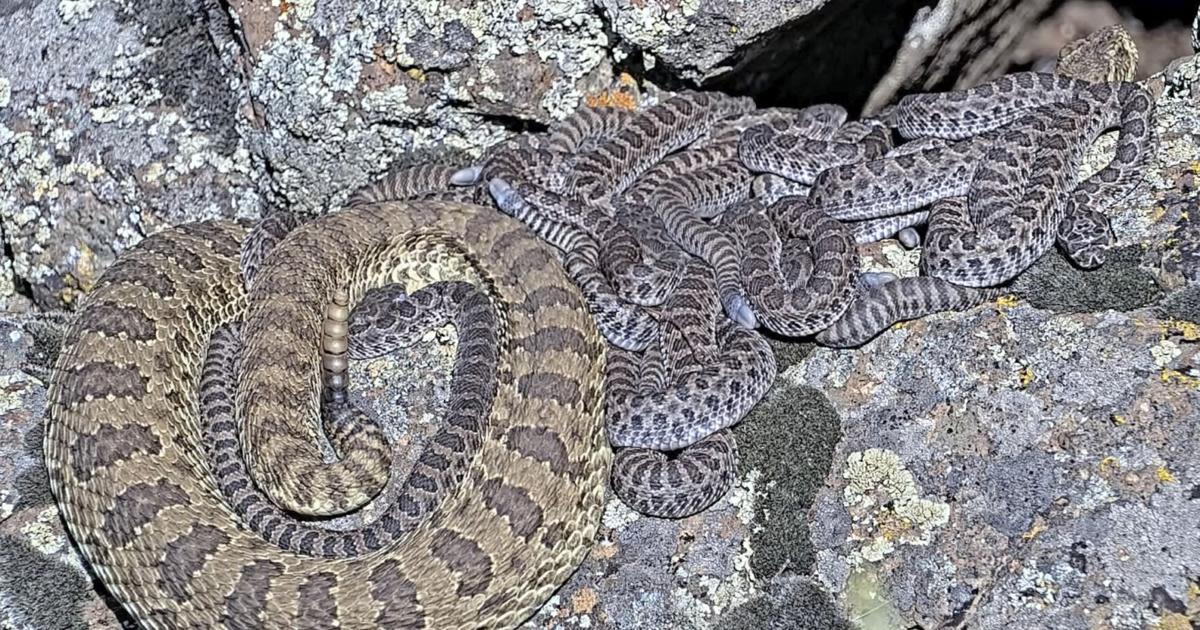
45 202 610 628
43 25 1155 628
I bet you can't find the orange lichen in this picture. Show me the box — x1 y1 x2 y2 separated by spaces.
571 587 599 614
585 89 638 111
589 541 618 561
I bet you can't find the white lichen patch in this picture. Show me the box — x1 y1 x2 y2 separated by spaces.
842 448 950 567
727 468 761 527
57 0 95 24
607 0 697 50
21 507 66 555
601 496 641 529
360 85 422 117
0 260 16 303
1150 338 1181 368
1008 565 1060 609
862 241 921 278
669 568 758 626
0 77 10 109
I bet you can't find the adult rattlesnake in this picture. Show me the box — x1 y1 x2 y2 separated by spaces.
44 201 609 628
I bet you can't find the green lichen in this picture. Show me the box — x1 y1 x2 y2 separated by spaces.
1012 246 1162 313
733 384 841 579
844 566 907 629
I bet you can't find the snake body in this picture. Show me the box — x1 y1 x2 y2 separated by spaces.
45 201 609 628
45 30 1160 622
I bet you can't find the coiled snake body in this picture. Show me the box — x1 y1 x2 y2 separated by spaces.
44 201 609 628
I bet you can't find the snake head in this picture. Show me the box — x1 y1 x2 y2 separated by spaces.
487 177 524 216
451 165 483 186
722 293 758 330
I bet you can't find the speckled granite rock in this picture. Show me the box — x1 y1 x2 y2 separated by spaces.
796 56 1200 628
3 0 1062 312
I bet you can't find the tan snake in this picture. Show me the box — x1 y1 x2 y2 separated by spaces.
44 201 609 628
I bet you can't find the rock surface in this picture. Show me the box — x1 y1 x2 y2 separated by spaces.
2 0 1062 311
3 1 1200 629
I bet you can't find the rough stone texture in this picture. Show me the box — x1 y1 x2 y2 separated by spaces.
797 56 1200 628
2 0 1067 313
0 0 261 311
4 1 1200 628
862 0 1056 113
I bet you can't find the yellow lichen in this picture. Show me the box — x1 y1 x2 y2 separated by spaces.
1017 365 1035 389
994 294 1019 310
74 242 96 292
1165 318 1200 342
406 68 426 83
1156 466 1178 484
1110 414 1127 426
1098 456 1120 474
1160 369 1200 389
1021 518 1048 541
1152 613 1193 630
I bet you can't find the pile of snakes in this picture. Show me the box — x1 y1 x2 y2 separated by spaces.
390 71 1156 519
43 69 1155 629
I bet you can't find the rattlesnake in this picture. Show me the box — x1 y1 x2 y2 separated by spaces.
45 201 609 628
739 72 1155 347
44 31 1158 627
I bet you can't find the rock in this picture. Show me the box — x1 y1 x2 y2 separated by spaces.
0 0 259 310
2 0 1063 310
862 0 1056 113
5 1 1199 628
797 55 1200 628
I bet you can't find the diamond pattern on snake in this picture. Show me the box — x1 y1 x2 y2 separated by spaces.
45 34 1156 627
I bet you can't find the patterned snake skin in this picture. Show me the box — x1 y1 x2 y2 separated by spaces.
45 201 610 628
44 28 1158 624
750 73 1156 347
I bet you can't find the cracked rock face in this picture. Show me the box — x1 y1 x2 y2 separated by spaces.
2 0 1062 311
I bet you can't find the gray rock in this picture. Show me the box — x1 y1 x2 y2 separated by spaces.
0 0 259 310
796 55 1200 628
